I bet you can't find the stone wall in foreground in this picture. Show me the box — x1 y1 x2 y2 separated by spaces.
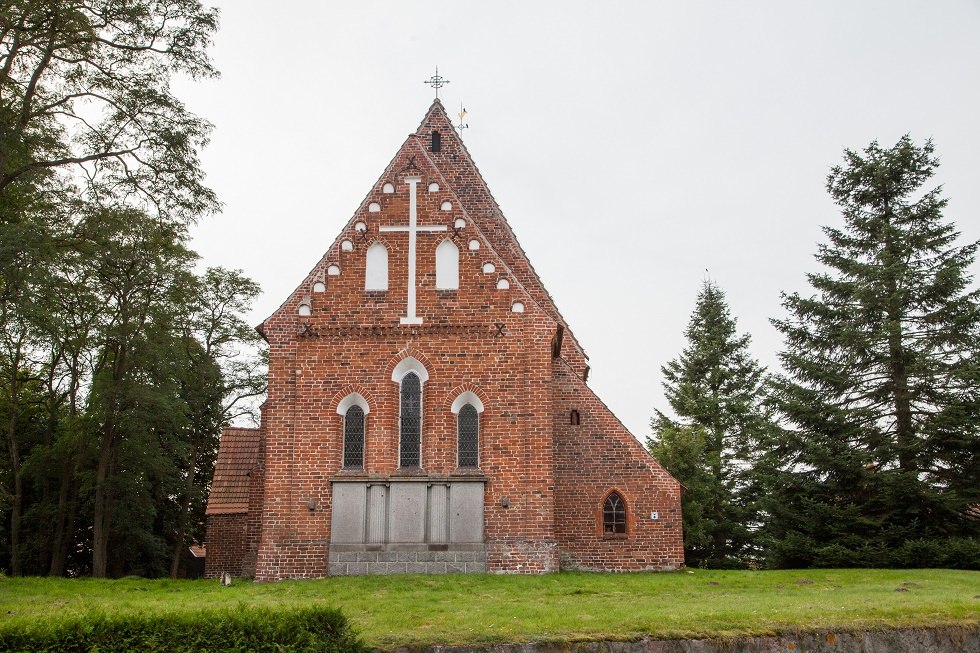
389 626 979 653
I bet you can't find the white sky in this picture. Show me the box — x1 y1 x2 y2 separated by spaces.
180 1 980 439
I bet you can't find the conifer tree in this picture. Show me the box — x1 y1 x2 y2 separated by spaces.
766 137 980 568
649 281 772 567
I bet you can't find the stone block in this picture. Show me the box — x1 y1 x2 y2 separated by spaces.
377 551 398 562
446 562 466 574
389 483 426 543
347 562 368 576
356 551 379 562
328 563 347 576
406 562 427 574
330 484 366 544
335 551 358 563
465 561 487 573
397 551 417 562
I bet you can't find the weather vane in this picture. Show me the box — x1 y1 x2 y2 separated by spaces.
424 66 450 100
456 103 469 133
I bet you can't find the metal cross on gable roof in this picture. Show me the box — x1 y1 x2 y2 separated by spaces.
424 66 450 99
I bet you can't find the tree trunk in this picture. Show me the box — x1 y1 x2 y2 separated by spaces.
883 211 916 471
170 444 198 578
5 343 23 576
49 457 80 576
91 427 114 578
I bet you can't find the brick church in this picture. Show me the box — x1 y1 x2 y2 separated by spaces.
204 99 683 580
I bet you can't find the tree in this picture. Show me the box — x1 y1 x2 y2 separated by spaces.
166 267 265 578
0 0 220 224
766 137 980 568
648 280 772 567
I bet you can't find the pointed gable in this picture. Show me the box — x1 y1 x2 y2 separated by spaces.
260 100 587 374
411 101 589 369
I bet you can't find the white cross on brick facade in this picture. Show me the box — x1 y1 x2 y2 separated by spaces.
380 176 447 325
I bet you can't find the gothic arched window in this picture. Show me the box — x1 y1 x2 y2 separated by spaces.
399 372 422 467
603 492 627 535
343 405 365 468
457 404 479 467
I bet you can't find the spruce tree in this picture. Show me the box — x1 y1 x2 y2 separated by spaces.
649 281 772 567
766 136 980 568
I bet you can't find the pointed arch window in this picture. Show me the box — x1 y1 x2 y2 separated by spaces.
399 372 422 467
365 242 388 291
457 404 479 467
336 393 369 469
436 239 459 290
603 492 627 535
343 405 365 468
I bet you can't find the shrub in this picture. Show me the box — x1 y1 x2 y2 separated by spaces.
0 605 367 653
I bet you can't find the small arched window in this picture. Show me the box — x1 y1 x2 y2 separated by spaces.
431 130 441 152
603 492 627 535
457 404 479 467
399 372 422 467
343 405 365 468
436 239 459 290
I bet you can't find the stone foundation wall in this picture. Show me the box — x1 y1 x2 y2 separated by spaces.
328 544 487 575
389 627 980 653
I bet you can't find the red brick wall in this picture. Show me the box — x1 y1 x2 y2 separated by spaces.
241 428 265 578
239 102 679 579
553 360 684 571
204 513 247 578
251 138 562 579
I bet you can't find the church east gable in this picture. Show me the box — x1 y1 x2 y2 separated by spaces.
205 99 683 580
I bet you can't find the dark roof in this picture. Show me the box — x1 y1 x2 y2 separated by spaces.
206 427 261 515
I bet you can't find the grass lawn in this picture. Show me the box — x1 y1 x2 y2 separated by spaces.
1 569 978 648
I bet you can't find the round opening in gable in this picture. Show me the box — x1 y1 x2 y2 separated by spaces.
298 304 312 316
341 239 354 251
468 239 480 250
368 202 381 213
482 262 495 274
428 182 439 192
441 201 452 211
382 183 395 194
511 302 525 313
313 282 326 293
327 265 341 276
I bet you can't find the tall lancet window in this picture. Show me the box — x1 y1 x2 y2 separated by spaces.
343 405 364 468
457 404 479 467
399 372 422 467
435 239 459 290
365 242 388 291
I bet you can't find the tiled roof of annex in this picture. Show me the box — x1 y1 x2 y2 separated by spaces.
205 427 261 515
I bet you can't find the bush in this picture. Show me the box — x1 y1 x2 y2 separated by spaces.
0 605 367 653
766 537 980 570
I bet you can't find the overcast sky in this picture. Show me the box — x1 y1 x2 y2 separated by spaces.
179 1 980 439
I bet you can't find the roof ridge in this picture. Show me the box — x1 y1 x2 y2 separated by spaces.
414 102 588 362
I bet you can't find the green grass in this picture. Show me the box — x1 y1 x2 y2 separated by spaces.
1 570 978 648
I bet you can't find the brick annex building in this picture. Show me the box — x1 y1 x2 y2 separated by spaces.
204 100 683 580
